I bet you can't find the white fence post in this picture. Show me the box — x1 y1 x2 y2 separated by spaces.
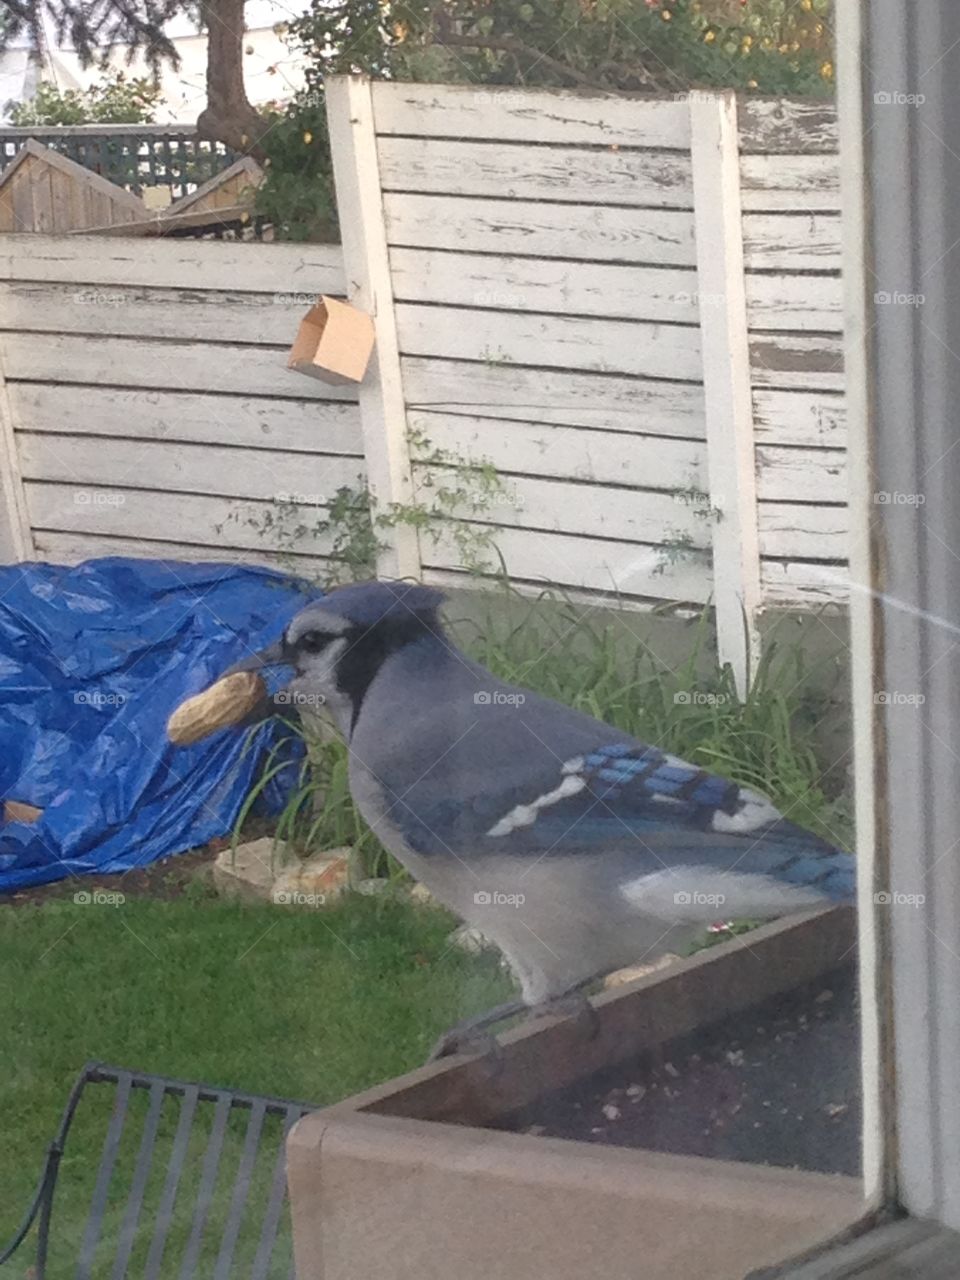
325 75 421 581
0 340 32 563
690 90 762 697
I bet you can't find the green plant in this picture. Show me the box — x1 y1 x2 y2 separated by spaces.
225 431 513 589
8 72 164 125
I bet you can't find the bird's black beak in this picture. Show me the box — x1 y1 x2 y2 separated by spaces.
222 639 290 677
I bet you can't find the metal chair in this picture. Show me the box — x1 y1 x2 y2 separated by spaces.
0 1061 316 1279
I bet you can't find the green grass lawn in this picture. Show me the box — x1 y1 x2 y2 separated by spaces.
0 890 511 1275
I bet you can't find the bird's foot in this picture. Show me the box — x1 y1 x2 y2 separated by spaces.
425 998 527 1064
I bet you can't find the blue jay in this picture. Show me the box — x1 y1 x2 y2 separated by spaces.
230 580 854 1057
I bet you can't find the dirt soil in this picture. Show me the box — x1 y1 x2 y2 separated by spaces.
504 964 859 1176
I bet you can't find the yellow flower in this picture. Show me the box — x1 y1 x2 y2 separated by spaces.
815 21 824 34
747 79 758 88
741 34 753 48
800 0 812 9
778 42 789 53
820 60 833 78
761 36 773 48
661 8 671 19
704 28 715 41
303 130 313 144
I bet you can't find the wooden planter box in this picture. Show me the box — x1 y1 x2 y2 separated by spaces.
288 908 864 1280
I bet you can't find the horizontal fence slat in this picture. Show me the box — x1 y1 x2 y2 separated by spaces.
740 153 841 211
746 272 843 333
750 333 844 392
25 482 336 556
0 281 321 346
755 444 846 504
17 434 363 503
758 502 848 560
390 246 699 324
424 523 712 603
9 384 363 455
372 82 692 148
2 332 357 401
384 193 698 266
377 136 694 208
742 211 841 271
396 303 702 381
761 559 847 606
402 356 705 435
32 529 333 578
752 388 846 448
0 234 344 294
407 410 703 488
738 99 838 154
414 464 708 546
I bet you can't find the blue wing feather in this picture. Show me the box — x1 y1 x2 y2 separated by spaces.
391 740 854 903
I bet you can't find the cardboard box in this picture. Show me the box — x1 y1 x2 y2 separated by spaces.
3 800 42 824
287 296 375 385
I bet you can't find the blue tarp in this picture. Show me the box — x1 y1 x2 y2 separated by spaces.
0 558 317 894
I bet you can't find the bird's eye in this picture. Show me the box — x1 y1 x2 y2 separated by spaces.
298 630 331 655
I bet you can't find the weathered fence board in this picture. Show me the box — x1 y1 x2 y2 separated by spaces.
422 524 711 605
25 483 335 558
9 384 364 456
740 153 841 211
17 434 362 504
408 412 703 489
1 332 355 400
1 281 331 346
371 82 692 149
384 194 698 267
377 137 695 207
402 357 706 435
395 304 703 381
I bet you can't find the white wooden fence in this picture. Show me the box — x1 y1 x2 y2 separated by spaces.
0 81 846 688
0 236 360 577
326 79 846 687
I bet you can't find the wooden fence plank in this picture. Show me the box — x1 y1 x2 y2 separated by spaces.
25 482 336 557
372 81 692 148
761 559 848 606
746 272 843 332
384 194 698 267
326 74 420 579
0 234 345 295
740 153 841 211
1 332 358 401
17 433 362 504
377 136 695 207
32 529 333 579
390 247 699 324
757 502 848 560
756 444 846 504
0 280 322 346
0 335 32 560
414 464 707 547
402 356 705 435
738 98 839 154
743 212 841 270
752 388 846 447
407 411 703 489
691 90 761 694
751 334 845 391
395 303 703 381
423 523 711 603
9 384 364 456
